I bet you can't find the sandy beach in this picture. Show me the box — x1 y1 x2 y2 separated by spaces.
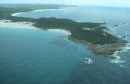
32 8 64 13
11 8 64 16
0 20 38 30
11 12 25 16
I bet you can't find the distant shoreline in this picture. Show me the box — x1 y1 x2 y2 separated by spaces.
11 8 65 17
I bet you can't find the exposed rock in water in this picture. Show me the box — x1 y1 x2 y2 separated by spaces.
88 38 128 57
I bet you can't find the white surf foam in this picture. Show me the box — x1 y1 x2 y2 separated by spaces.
47 29 71 36
110 59 125 64
110 42 130 66
84 58 92 64
110 51 126 64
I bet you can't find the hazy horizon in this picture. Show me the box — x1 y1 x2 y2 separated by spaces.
0 0 130 7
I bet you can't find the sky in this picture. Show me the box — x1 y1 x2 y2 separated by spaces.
0 0 130 7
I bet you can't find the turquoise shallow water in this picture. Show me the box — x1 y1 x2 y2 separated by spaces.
0 27 95 84
1 6 130 84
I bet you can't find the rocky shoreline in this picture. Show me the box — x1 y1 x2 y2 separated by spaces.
70 36 128 58
88 38 128 57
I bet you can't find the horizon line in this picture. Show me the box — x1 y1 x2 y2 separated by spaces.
0 3 130 8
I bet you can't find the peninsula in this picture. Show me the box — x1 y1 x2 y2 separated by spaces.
0 4 127 57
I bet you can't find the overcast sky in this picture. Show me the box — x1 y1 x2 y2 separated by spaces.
0 0 130 7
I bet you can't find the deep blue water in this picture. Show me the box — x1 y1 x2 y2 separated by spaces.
0 6 130 84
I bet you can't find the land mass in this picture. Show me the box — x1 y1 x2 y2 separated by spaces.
0 4 127 57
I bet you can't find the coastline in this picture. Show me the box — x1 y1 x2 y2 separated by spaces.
11 8 65 17
0 20 37 30
1 7 71 36
32 8 64 12
11 12 25 16
110 42 130 64
0 6 129 58
0 19 71 36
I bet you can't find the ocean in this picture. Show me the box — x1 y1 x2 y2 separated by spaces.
0 6 130 84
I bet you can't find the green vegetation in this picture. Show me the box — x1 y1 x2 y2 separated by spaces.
33 17 117 44
0 5 127 56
